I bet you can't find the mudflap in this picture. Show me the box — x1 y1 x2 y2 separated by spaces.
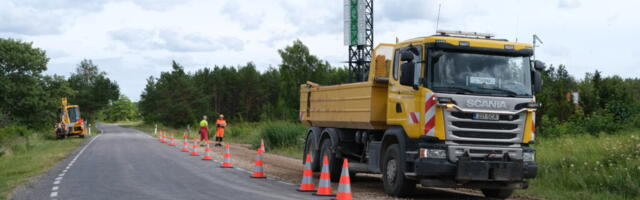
456 156 524 182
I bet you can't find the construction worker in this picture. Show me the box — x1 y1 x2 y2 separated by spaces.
215 114 227 147
199 115 209 146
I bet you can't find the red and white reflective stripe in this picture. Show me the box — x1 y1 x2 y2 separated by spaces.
407 112 420 124
424 92 437 136
531 112 536 141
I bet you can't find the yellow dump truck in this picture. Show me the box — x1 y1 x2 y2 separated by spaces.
300 31 544 198
54 98 86 139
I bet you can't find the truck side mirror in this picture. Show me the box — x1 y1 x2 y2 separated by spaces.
400 51 414 62
400 62 415 86
534 60 546 71
533 70 543 94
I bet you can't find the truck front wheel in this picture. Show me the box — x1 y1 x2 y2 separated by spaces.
320 139 342 182
382 144 415 197
481 189 513 199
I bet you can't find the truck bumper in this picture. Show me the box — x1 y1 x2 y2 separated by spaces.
412 158 537 184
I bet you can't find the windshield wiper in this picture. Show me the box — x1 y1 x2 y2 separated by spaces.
432 86 475 94
481 88 520 97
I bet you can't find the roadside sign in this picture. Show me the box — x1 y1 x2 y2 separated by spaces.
344 0 366 46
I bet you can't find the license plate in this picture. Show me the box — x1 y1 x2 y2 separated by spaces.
473 113 499 121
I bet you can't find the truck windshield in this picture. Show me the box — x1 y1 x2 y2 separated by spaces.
429 51 532 97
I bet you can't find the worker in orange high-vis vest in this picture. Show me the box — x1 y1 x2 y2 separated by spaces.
199 115 209 146
215 114 227 147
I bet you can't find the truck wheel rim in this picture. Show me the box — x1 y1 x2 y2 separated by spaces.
386 159 397 183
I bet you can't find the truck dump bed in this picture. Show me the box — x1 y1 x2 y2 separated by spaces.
299 81 388 130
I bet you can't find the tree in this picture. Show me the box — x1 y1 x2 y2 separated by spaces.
68 59 120 122
278 40 336 119
0 38 58 128
100 95 138 122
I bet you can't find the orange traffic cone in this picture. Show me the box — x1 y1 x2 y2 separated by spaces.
251 149 266 178
296 154 316 192
334 158 353 200
180 136 189 152
313 155 335 196
161 132 168 143
220 143 233 168
202 141 213 160
190 139 200 156
259 138 266 153
168 134 176 146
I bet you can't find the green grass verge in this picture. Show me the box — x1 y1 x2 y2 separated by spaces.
516 130 640 200
0 130 86 200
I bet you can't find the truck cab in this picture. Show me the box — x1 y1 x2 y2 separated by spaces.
300 30 544 199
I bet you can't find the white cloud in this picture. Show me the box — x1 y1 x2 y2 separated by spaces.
558 0 581 9
110 29 244 52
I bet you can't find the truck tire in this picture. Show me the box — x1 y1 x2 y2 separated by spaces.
481 189 513 199
303 133 321 172
320 139 342 182
382 144 415 197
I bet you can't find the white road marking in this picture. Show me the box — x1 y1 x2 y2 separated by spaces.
50 134 101 199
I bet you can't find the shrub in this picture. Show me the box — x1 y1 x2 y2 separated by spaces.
0 125 31 144
256 121 306 150
580 112 621 135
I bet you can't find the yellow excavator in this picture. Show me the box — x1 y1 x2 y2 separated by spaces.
54 98 86 139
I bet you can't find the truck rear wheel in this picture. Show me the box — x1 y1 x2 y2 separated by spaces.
481 189 513 199
320 139 342 182
382 144 415 197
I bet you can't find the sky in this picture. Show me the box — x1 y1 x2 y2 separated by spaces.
1 0 639 101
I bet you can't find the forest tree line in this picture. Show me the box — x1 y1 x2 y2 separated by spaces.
138 40 348 127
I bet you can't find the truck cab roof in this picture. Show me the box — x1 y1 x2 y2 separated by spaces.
396 31 534 55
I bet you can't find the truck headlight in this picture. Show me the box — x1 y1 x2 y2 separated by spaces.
419 148 447 159
523 152 535 162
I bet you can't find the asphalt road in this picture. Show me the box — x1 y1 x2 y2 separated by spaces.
11 124 327 200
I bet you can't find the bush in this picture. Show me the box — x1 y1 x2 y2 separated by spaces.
0 125 32 144
256 121 306 150
579 112 621 135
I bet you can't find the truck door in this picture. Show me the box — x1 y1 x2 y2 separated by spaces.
387 45 424 136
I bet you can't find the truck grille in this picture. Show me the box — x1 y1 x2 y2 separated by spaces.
452 131 517 139
445 111 526 143
451 121 518 130
450 112 519 121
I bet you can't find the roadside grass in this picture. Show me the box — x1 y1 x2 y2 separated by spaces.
125 121 307 159
0 127 86 200
516 130 640 200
